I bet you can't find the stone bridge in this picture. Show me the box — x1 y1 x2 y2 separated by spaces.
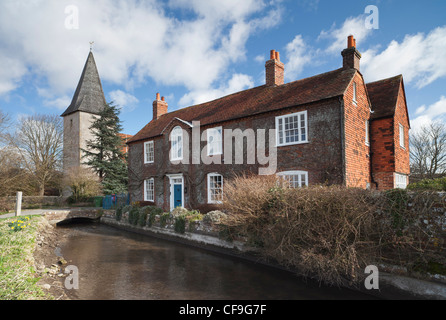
43 208 103 225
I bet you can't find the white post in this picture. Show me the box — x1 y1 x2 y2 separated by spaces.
15 191 22 217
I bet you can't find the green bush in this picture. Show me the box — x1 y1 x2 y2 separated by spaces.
383 188 410 235
160 212 171 228
174 215 186 234
128 207 140 226
147 207 163 227
115 205 123 221
408 177 446 191
138 208 148 227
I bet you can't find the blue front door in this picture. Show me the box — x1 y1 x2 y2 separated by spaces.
174 184 182 208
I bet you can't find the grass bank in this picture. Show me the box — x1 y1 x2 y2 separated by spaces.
0 215 51 300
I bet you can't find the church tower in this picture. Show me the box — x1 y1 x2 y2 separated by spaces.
61 51 107 174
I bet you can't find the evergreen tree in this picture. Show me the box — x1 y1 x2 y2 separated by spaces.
82 102 128 195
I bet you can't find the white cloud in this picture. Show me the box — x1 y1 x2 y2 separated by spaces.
411 96 446 133
362 26 446 87
178 73 254 107
109 90 139 113
319 15 372 53
0 0 281 107
284 35 312 81
0 52 27 96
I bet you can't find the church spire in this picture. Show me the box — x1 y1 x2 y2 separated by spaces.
61 50 106 117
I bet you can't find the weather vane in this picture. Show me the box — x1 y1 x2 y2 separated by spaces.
89 41 95 52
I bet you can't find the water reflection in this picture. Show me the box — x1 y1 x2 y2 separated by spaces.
58 224 375 300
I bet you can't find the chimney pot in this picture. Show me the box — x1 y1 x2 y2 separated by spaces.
156 92 161 101
161 96 165 102
270 49 276 60
275 51 280 61
348 35 355 48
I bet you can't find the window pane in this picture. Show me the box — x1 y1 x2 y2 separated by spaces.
209 174 223 202
277 112 307 146
145 179 154 201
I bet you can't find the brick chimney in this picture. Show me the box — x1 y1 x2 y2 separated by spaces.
265 49 284 86
341 35 361 70
153 92 168 120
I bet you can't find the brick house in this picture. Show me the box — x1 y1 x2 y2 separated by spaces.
127 36 410 212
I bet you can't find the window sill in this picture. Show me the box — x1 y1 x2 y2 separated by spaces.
208 201 223 205
277 141 309 148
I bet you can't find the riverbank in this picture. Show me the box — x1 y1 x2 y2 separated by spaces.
101 215 446 300
0 215 69 300
2 211 445 300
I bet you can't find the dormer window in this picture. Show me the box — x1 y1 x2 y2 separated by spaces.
170 126 183 161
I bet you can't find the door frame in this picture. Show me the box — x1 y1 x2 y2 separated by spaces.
167 173 184 211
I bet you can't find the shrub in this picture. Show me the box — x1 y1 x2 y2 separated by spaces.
115 205 123 221
221 175 446 285
221 175 380 286
408 177 446 191
64 167 102 203
203 210 227 225
174 215 186 234
128 207 140 226
147 207 163 227
138 207 148 227
160 212 172 228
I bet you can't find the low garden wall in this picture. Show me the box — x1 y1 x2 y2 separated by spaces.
0 196 68 212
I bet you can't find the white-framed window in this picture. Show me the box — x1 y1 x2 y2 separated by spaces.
144 141 154 163
170 126 183 161
365 120 370 146
399 124 405 148
144 178 155 202
353 82 357 105
276 111 308 147
395 173 407 189
207 173 223 204
277 171 308 188
207 127 223 156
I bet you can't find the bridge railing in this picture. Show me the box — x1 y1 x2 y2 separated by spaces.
102 194 130 210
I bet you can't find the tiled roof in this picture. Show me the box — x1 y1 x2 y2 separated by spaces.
366 75 402 120
128 67 356 144
61 52 107 117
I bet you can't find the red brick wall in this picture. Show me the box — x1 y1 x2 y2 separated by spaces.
343 72 371 188
394 82 410 176
370 82 410 190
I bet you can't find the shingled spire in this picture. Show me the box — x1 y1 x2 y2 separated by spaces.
61 51 106 117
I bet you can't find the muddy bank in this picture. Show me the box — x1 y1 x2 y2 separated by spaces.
33 218 72 300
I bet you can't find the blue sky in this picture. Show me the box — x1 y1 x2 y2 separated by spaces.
0 0 445 136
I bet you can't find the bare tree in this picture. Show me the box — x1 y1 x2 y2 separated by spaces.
8 114 63 196
0 109 10 143
410 121 446 180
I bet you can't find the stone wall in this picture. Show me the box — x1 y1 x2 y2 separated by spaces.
0 196 68 211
